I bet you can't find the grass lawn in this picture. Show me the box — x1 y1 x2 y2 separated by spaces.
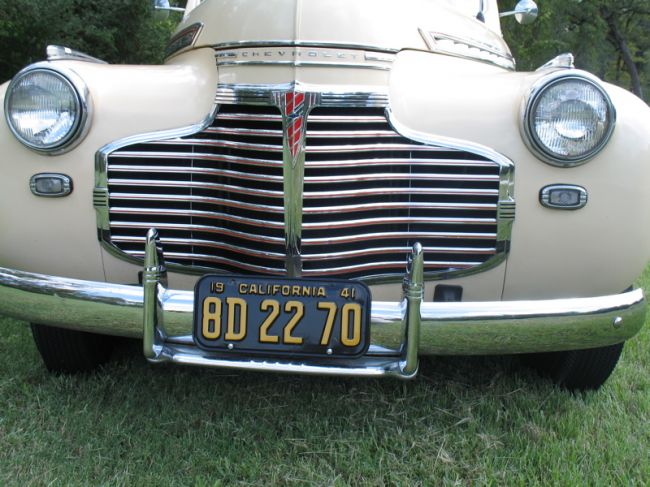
1 269 649 486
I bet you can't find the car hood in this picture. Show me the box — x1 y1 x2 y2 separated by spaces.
181 0 509 56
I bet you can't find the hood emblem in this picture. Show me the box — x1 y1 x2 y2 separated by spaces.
284 92 305 163
277 90 317 168
274 89 319 277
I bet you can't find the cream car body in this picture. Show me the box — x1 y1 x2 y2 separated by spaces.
1 0 649 388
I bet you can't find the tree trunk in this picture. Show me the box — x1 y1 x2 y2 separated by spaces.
607 16 643 98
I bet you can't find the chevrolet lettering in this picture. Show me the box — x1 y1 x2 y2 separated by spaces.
1 0 649 391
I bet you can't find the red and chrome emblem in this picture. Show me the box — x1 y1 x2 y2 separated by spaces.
284 92 305 161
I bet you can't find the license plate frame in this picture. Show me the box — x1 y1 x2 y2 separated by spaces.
193 275 371 358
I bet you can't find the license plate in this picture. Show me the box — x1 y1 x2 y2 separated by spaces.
193 275 371 358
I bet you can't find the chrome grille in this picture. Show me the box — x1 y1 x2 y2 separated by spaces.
106 104 287 275
101 100 508 281
301 107 499 279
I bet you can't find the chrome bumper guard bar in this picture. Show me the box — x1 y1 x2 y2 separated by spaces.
0 228 646 379
142 230 423 379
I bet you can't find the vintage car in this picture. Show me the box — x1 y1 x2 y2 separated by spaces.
1 0 649 391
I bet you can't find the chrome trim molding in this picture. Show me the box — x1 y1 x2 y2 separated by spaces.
521 71 617 167
29 173 73 198
536 53 575 71
4 62 93 155
165 22 204 59
539 184 588 210
214 83 390 107
94 104 218 254
211 40 400 54
215 46 395 71
96 84 513 283
46 45 107 64
0 244 645 377
386 108 515 281
419 30 515 71
275 91 318 277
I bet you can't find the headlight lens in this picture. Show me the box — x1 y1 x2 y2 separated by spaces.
5 68 84 152
524 75 615 166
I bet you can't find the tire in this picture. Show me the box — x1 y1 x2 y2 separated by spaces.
524 342 624 391
30 323 114 373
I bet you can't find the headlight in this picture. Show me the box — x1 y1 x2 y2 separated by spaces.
4 65 90 153
522 73 615 166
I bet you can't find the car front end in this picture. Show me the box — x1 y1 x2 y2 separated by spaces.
1 0 649 389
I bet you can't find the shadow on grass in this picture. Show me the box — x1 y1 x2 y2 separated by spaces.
100 336 554 411
4 319 636 484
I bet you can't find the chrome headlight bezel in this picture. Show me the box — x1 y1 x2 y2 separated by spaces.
4 62 91 155
521 71 616 167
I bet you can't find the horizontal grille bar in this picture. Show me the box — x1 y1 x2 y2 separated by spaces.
153 138 284 152
307 114 387 123
303 172 499 183
303 201 498 214
108 179 284 198
110 151 283 168
110 207 285 229
125 250 284 274
300 158 498 169
301 260 480 277
302 187 498 199
109 193 285 213
109 165 285 183
301 246 496 261
305 143 456 153
111 221 285 244
112 236 286 260
301 231 497 246
215 112 282 122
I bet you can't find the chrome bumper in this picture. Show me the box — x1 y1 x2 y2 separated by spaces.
0 230 646 379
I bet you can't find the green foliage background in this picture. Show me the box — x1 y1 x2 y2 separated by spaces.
0 0 176 82
502 0 649 100
0 0 648 98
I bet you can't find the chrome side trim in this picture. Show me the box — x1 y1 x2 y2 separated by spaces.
46 45 107 64
419 30 515 71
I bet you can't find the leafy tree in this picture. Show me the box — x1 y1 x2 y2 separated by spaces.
502 0 649 101
0 0 176 83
